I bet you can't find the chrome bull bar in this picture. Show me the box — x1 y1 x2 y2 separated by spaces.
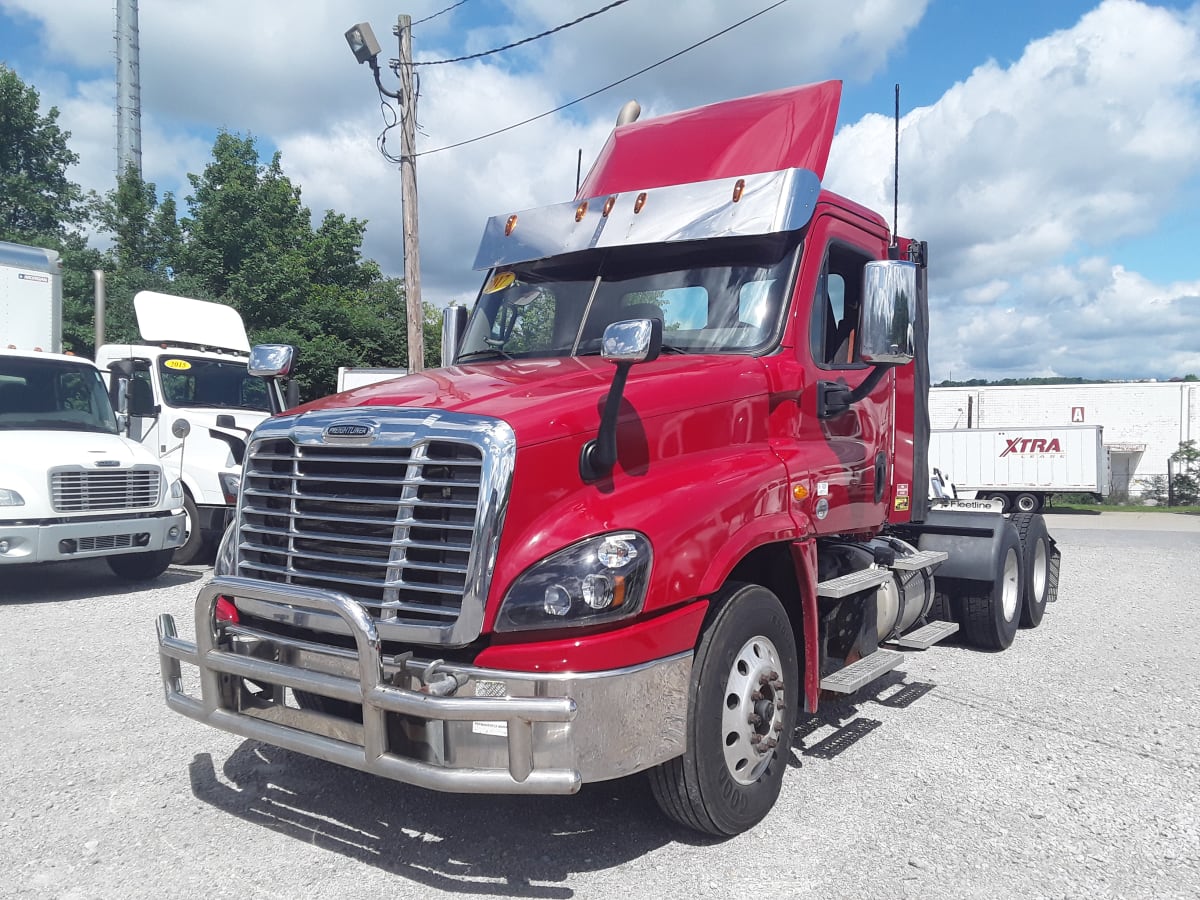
156 576 583 794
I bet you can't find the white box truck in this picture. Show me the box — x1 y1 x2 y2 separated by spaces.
929 425 1110 513
1 240 186 578
95 292 272 564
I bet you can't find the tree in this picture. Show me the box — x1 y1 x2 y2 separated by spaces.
0 65 86 242
1169 440 1199 506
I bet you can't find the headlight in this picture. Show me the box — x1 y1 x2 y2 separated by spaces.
218 472 241 504
495 531 652 632
0 488 25 507
213 521 239 577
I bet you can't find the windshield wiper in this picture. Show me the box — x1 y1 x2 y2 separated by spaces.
456 348 514 362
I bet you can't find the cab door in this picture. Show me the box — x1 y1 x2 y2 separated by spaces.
792 210 894 535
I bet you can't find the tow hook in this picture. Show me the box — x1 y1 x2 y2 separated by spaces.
420 659 468 696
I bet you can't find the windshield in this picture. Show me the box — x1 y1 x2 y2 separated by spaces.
158 355 270 411
0 356 119 434
457 234 802 361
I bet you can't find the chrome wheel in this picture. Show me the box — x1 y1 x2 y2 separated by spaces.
721 635 786 785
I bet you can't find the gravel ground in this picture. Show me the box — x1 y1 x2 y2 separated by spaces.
1 511 1198 900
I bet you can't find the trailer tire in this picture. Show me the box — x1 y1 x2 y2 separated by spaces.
648 583 798 837
1011 512 1051 628
959 523 1023 651
984 493 1010 513
172 494 208 565
107 548 174 581
1014 492 1042 513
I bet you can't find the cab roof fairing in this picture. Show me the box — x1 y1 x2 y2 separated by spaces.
472 167 822 271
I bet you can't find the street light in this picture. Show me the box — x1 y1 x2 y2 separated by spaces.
345 18 425 374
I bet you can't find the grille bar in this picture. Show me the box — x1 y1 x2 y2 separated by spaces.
236 411 512 645
51 468 161 512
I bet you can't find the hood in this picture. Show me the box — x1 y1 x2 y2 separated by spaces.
0 429 161 470
578 80 842 198
296 355 769 447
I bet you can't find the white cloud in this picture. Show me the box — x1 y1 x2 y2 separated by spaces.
826 0 1200 380
5 0 1200 382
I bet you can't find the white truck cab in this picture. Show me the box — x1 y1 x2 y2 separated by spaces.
96 292 271 564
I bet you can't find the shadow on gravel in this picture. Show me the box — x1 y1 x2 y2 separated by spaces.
790 671 936 765
189 742 681 895
1 559 205 604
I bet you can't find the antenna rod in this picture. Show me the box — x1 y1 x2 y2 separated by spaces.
893 83 900 244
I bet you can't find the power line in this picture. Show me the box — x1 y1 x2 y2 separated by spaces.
410 0 634 67
412 0 471 28
414 0 791 158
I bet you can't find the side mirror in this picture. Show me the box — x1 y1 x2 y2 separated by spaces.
441 305 468 367
859 260 916 366
248 344 297 414
248 344 296 377
580 317 663 481
600 318 663 365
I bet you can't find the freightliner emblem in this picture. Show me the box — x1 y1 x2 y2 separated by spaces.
324 422 375 441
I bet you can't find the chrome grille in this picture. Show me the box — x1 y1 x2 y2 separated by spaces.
77 534 135 551
236 410 514 646
50 467 160 512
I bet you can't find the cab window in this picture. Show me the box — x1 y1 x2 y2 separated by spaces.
810 243 871 369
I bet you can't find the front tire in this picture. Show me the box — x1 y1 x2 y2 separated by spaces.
649 583 798 836
107 548 174 581
172 494 208 565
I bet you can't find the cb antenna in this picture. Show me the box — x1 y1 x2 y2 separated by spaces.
892 83 900 246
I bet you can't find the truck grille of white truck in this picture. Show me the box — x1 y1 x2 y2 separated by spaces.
234 411 515 646
50 467 161 512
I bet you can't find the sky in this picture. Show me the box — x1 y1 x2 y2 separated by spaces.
1 0 1198 383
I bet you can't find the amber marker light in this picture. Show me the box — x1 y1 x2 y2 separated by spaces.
633 192 647 214
602 195 616 217
504 214 519 236
793 484 809 501
575 201 589 222
732 178 746 202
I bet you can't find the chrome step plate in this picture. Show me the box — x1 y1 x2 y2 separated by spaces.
890 549 949 571
888 619 960 650
819 648 905 694
817 567 891 599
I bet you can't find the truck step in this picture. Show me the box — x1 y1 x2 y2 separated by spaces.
890 549 949 571
887 619 959 650
819 649 905 694
816 567 891 599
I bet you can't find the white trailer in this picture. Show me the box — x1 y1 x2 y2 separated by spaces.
1 241 186 577
929 425 1110 512
96 292 271 564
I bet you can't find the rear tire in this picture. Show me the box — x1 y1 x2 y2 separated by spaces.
1011 512 1051 628
107 548 174 581
1014 492 1042 513
959 521 1023 651
649 583 798 836
984 493 1011 513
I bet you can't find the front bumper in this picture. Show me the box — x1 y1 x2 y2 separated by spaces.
157 576 691 794
0 510 186 564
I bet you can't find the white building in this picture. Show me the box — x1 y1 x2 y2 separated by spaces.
930 382 1200 497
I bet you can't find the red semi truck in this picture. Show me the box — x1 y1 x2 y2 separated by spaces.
156 81 1060 836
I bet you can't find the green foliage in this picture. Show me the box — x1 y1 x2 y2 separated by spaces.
1170 440 1200 506
0 65 86 242
4 69 445 399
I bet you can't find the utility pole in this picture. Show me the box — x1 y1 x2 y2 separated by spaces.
394 14 424 373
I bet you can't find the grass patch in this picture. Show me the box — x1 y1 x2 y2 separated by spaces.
1049 502 1200 515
